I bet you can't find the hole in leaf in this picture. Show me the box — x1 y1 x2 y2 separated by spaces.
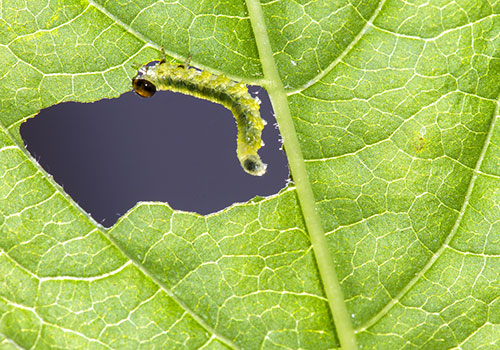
20 87 289 227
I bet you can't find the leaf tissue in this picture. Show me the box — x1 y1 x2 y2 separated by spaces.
1 0 500 349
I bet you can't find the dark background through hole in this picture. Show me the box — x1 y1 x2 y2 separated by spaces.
20 87 289 227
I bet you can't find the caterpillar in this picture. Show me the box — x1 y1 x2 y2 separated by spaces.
132 51 267 176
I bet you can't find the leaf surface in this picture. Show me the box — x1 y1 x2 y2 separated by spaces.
1 0 500 349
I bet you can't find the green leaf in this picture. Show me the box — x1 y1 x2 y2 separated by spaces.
1 0 500 349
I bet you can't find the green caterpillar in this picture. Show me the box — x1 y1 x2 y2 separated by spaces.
132 52 267 176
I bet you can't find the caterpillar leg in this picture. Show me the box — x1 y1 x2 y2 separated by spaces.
178 55 192 69
159 47 167 64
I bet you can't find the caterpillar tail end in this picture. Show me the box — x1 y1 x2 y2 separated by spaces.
241 155 267 176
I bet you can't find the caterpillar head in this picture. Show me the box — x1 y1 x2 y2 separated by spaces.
132 63 158 98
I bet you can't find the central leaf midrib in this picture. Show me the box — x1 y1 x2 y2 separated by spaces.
245 0 360 349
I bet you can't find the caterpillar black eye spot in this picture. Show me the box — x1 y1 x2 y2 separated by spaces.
133 78 156 98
